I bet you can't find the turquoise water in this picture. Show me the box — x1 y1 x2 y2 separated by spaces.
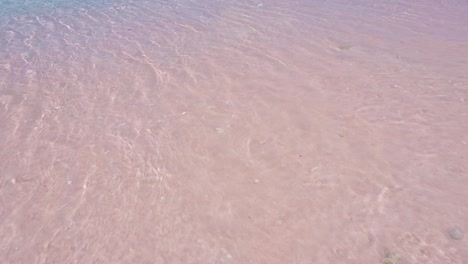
0 0 113 16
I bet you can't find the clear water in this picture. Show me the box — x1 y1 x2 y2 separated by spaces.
1 0 467 263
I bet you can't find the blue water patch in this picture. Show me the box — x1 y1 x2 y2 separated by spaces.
0 0 116 17
0 0 226 21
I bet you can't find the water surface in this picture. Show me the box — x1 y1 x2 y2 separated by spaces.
1 0 468 263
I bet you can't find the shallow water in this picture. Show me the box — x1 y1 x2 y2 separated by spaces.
1 0 467 263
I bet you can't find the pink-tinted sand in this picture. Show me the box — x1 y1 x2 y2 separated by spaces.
1 0 468 263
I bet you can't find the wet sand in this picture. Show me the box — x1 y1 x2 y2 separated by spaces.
1 0 468 263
